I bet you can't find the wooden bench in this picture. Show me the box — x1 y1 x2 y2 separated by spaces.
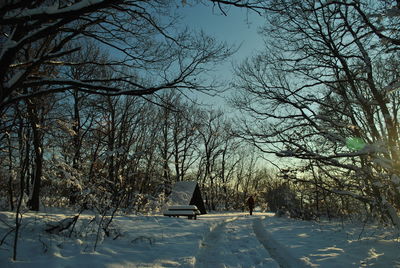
163 205 201 220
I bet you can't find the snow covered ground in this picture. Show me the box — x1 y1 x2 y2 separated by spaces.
1 209 400 267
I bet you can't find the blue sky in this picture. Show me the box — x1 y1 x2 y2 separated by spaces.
176 2 266 107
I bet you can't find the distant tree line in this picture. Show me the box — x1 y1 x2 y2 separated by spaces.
0 81 275 213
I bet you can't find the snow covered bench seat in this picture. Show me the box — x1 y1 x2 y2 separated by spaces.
163 205 201 220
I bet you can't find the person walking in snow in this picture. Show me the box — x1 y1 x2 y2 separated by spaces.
247 196 255 215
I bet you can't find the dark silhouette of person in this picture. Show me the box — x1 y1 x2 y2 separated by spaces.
247 196 255 215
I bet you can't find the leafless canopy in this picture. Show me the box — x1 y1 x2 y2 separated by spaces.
0 0 234 110
232 0 400 226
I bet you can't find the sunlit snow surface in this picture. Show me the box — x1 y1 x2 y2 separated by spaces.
1 210 400 267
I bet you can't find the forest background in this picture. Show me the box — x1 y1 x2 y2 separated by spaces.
2 1 400 259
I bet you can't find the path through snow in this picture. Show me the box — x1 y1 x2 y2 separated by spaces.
195 215 280 268
253 217 309 268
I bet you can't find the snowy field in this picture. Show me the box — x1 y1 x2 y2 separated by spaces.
1 210 400 267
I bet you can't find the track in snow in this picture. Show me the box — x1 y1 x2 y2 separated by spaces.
252 217 309 268
194 216 279 268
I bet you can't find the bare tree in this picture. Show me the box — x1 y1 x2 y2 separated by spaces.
171 101 201 182
232 0 400 227
0 0 233 110
157 92 201 190
196 109 226 210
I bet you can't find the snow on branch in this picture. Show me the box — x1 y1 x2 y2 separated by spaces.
1 0 110 23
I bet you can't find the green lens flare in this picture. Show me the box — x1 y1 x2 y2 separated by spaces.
346 137 365 151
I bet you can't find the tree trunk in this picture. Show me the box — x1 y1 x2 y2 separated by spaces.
29 126 43 211
7 134 14 210
27 99 43 211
